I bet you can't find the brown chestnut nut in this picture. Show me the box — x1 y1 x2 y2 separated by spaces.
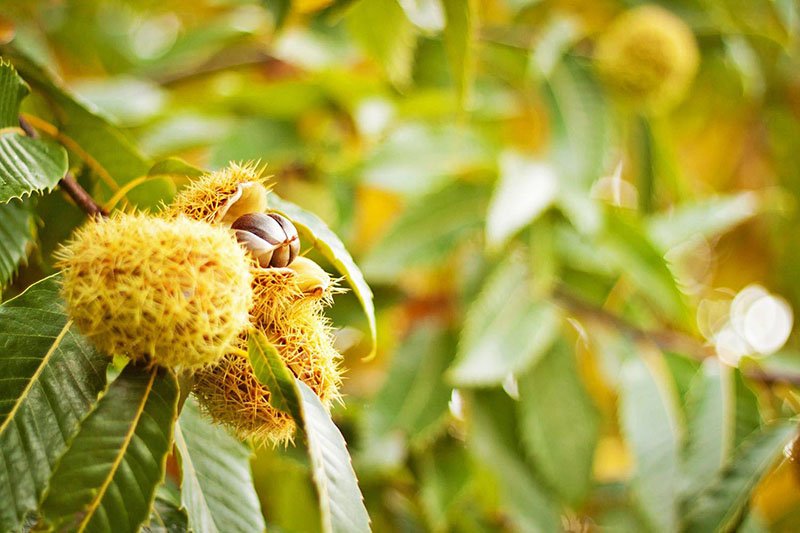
231 213 301 268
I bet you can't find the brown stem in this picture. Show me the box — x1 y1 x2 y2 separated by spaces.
19 116 108 218
59 172 108 218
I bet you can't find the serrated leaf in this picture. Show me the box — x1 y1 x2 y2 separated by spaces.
684 421 796 533
40 364 178 533
682 359 729 496
470 389 559 532
267 193 376 358
175 397 265 533
517 340 599 505
448 253 561 386
0 199 33 286
485 152 558 249
0 58 28 125
0 275 109 532
681 360 763 500
347 0 417 86
647 192 760 251
0 60 68 203
367 323 453 446
362 181 489 280
248 331 371 533
2 48 168 208
619 356 682 533
442 0 475 105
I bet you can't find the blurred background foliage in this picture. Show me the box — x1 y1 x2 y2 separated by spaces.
2 0 800 531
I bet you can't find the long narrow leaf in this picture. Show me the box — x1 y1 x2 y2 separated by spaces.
684 421 796 533
249 331 370 533
40 364 178 533
175 397 265 533
0 275 108 532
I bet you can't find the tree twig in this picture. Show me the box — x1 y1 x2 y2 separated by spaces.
19 116 108 218
554 287 800 387
59 172 108 218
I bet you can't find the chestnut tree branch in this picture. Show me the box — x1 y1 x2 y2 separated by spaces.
554 287 800 387
18 116 108 218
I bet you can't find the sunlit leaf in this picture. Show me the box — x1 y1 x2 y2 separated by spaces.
682 359 728 496
602 211 688 325
363 181 489 281
442 0 475 105
268 193 377 358
470 389 560 531
485 152 558 249
248 331 371 533
361 123 490 196
518 340 600 505
684 421 796 533
647 192 760 251
347 0 417 86
71 76 167 127
175 397 265 533
449 253 561 386
619 355 682 533
0 275 109 532
544 56 610 188
40 364 178 533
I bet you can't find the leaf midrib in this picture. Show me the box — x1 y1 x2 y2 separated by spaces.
0 319 71 436
76 368 157 532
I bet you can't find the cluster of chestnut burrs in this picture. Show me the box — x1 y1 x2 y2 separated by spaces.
231 213 301 268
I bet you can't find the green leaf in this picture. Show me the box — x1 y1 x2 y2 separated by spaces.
470 389 559 532
2 48 167 208
346 0 417 86
418 437 472 531
0 275 109 532
248 331 371 533
442 0 475 105
601 211 688 325
367 323 453 446
448 253 561 386
0 199 33 286
619 356 683 533
268 193 377 358
682 359 729 496
0 58 28 125
684 421 796 533
647 192 760 251
485 153 558 249
517 340 600 505
362 181 489 281
682 361 763 498
175 397 265 533
40 364 179 533
361 124 491 196
544 57 610 188
0 60 68 203
143 483 189 533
